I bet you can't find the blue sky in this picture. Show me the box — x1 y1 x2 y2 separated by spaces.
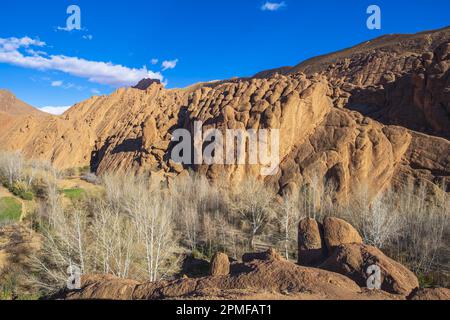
0 0 449 113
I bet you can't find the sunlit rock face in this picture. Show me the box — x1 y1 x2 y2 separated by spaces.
0 27 449 199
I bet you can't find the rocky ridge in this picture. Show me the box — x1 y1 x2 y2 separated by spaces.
0 27 449 199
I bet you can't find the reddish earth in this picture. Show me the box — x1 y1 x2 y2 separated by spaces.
59 218 448 301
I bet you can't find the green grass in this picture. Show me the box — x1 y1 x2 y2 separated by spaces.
63 188 85 200
0 197 22 222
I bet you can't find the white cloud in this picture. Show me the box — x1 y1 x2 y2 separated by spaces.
51 80 63 87
261 1 286 11
49 80 84 90
162 59 179 71
0 36 163 87
0 37 45 51
39 106 72 115
26 49 47 56
91 88 101 95
82 34 93 40
151 58 159 65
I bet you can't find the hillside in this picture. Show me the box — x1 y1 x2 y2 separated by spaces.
0 90 44 117
0 27 449 200
0 90 47 138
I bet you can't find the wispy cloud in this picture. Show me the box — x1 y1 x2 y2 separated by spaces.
162 59 179 71
261 2 286 11
51 80 63 87
39 105 72 115
49 80 84 90
0 37 45 51
151 58 159 65
0 36 163 87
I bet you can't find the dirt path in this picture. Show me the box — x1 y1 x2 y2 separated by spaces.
0 185 10 197
59 177 101 193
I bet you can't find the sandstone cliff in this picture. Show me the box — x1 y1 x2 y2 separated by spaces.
0 27 449 198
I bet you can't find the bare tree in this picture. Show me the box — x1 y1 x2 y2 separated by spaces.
360 192 400 249
91 201 136 278
227 177 275 249
0 151 24 186
181 204 199 252
122 177 176 281
279 193 302 259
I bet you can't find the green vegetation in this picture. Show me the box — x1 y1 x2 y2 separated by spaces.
9 182 34 201
0 197 22 222
63 188 85 200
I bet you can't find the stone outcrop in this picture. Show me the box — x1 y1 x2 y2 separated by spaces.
320 243 420 296
210 252 230 276
322 217 363 251
242 248 283 263
297 218 326 266
133 78 162 90
298 217 422 296
60 249 401 301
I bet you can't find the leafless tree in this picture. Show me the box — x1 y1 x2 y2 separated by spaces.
360 192 400 249
279 193 302 259
91 201 136 278
121 177 176 281
0 151 24 186
227 177 275 249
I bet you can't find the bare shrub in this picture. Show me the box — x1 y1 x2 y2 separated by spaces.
392 183 449 274
343 186 400 249
32 173 179 293
334 181 449 278
32 207 89 292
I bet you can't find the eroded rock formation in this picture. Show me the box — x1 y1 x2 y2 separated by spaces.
0 27 449 200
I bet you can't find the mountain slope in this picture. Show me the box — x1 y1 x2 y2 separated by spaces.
0 89 44 116
0 27 448 198
0 89 47 138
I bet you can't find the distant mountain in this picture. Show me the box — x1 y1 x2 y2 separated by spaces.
0 89 44 116
0 89 47 138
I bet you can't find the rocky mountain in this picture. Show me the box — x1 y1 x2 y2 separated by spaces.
0 89 46 138
0 27 449 199
0 89 44 116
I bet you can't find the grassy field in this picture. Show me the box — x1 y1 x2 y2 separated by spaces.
63 188 85 200
0 197 22 223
